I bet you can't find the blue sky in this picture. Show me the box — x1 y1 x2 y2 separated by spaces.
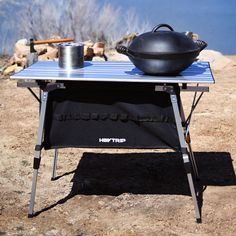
0 0 236 54
107 0 236 54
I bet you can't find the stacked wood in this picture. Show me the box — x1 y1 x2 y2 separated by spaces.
3 39 29 75
83 41 107 61
116 32 137 47
92 42 107 61
2 37 108 75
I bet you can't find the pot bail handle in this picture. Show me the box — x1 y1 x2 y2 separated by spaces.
152 24 174 32
195 39 208 51
116 45 129 56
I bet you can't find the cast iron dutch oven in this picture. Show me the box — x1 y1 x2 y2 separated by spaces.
116 24 207 75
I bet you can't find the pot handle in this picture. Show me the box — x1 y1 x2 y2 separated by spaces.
116 45 129 56
195 39 207 51
152 24 174 32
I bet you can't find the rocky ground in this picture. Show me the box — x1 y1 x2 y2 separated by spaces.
0 51 236 235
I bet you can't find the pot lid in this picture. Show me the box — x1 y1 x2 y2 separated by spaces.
129 24 199 55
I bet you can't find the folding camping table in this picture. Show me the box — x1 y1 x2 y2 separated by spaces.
11 60 215 222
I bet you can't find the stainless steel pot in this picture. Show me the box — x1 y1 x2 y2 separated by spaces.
116 24 207 75
58 42 84 70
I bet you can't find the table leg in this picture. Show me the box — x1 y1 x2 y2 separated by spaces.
28 91 48 217
51 149 59 181
182 153 201 223
187 142 199 180
170 93 201 223
179 97 199 180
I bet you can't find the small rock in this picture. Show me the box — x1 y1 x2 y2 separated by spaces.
45 229 59 236
98 200 105 206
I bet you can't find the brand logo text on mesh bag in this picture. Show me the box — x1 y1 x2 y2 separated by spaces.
99 138 126 143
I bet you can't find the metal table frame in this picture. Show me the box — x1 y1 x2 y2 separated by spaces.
11 61 215 222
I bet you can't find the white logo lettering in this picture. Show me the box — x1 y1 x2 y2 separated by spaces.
99 138 126 143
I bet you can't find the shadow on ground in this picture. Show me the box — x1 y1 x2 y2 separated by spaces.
34 151 235 216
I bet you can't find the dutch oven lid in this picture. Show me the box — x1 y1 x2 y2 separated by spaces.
128 24 202 56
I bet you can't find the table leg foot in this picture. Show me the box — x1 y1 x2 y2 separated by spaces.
28 214 34 218
196 218 202 223
28 168 39 217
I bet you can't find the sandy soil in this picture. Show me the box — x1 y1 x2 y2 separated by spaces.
0 52 236 235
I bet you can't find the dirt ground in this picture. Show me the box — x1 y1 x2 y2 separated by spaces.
0 53 236 235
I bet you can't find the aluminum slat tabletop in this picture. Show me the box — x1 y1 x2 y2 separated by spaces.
11 61 215 84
